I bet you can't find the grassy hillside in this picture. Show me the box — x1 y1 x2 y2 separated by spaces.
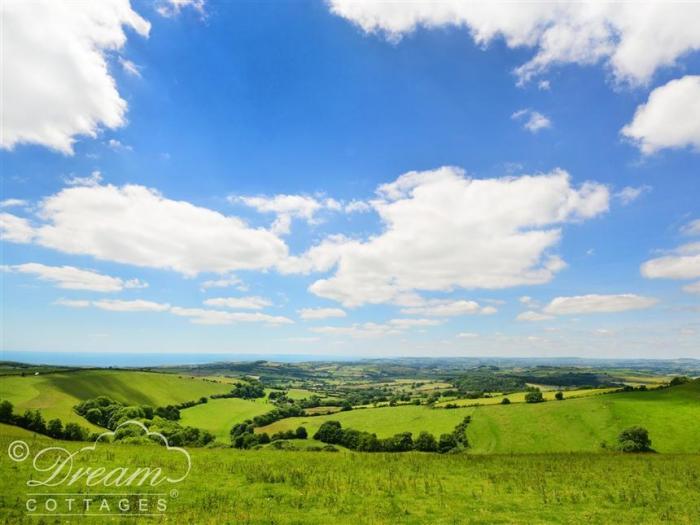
467 380 700 454
1 430 698 524
180 398 275 441
435 386 619 407
0 370 231 430
257 382 700 454
257 404 475 438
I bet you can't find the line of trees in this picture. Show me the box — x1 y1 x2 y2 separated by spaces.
0 400 91 441
211 381 265 400
312 416 472 453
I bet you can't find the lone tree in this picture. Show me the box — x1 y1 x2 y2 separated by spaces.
555 391 564 401
617 426 652 452
525 389 544 403
500 397 511 405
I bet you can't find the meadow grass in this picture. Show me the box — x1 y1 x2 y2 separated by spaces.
435 386 619 407
180 398 275 441
257 404 476 438
1 427 698 524
0 370 231 430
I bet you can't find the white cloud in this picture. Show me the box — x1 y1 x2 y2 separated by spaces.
327 2 700 86
5 183 287 276
622 75 700 155
516 311 555 322
457 332 479 338
388 318 442 328
118 58 141 78
641 242 700 280
344 200 372 213
538 80 551 91
311 323 400 339
169 307 292 325
93 299 170 312
298 307 347 320
1 0 150 154
156 0 205 18
56 298 169 312
62 170 103 187
512 109 551 133
107 139 133 152
200 275 246 290
615 185 651 205
0 213 35 243
290 167 608 306
542 294 658 315
232 194 340 235
0 199 27 209
400 298 495 317
519 296 536 306
203 296 272 310
5 262 147 292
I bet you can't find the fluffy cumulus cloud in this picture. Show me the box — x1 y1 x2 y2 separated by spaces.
0 213 35 243
542 294 658 315
1 0 150 154
287 167 609 307
232 194 341 235
156 0 205 18
4 263 147 292
622 76 700 155
641 243 700 282
641 220 700 289
511 109 551 133
203 296 272 310
327 1 700 85
2 184 287 276
298 307 347 320
400 299 495 317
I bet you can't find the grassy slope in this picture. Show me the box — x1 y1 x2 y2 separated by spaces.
257 404 475 438
180 398 274 441
0 430 698 524
258 382 700 454
468 380 700 454
435 386 619 407
0 370 231 430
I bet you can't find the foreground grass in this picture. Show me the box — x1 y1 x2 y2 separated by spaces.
0 370 231 429
1 428 698 524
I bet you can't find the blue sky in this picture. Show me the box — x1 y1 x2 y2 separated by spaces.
1 0 699 358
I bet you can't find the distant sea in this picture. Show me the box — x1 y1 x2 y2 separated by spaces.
0 351 353 368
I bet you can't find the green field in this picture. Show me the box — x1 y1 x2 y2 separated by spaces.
256 382 700 454
180 398 275 441
0 370 231 430
1 428 698 524
435 386 619 407
258 404 476 438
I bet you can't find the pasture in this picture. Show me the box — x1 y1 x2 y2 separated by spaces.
180 398 275 441
0 429 698 524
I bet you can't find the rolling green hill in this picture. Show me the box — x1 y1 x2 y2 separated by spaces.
257 404 476 438
0 370 231 430
180 397 275 441
258 382 700 454
468 379 700 454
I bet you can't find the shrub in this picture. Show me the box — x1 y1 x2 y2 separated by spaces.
555 391 564 401
500 397 511 405
669 376 690 386
414 431 438 452
438 433 457 453
618 426 652 452
295 426 308 439
525 390 544 403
